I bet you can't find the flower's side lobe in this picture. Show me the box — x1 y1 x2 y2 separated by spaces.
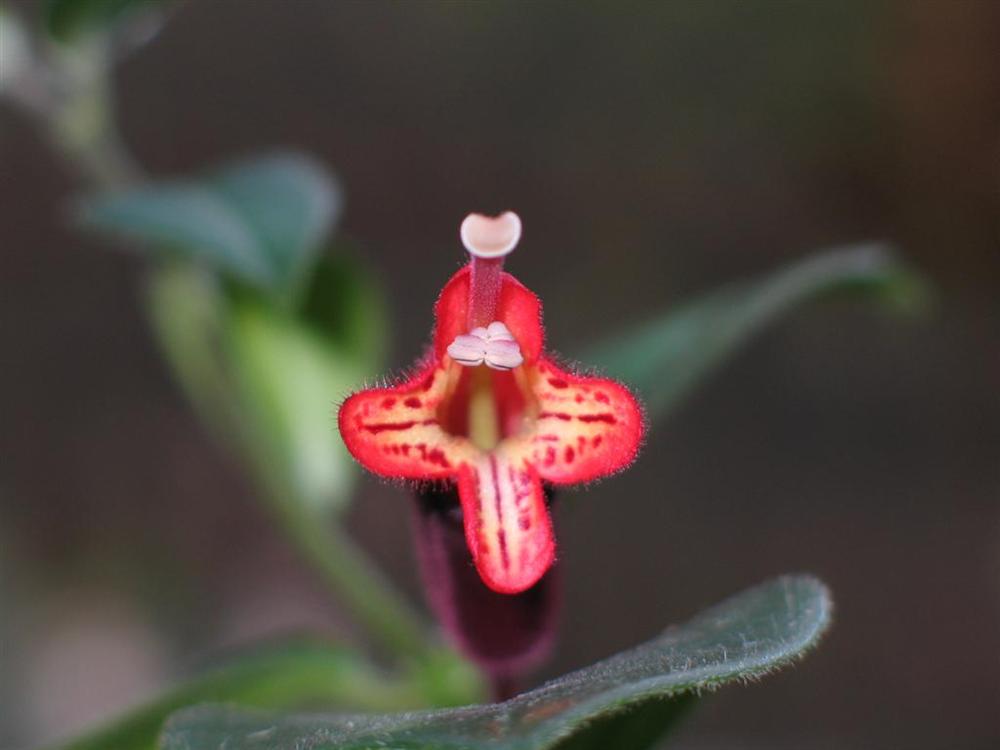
525 360 643 483
338 213 643 594
338 360 467 481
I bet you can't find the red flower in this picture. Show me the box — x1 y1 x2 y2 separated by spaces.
339 213 643 594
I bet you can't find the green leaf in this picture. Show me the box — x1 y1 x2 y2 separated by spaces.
584 244 927 423
48 639 421 750
161 575 831 750
550 695 695 750
224 287 368 515
147 253 385 516
81 153 342 295
211 155 342 294
45 0 165 42
301 251 389 372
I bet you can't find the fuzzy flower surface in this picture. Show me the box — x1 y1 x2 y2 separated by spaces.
339 212 643 594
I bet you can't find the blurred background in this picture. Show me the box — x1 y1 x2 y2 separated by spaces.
2 0 999 748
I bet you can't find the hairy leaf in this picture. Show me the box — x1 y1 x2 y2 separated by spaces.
162 575 831 750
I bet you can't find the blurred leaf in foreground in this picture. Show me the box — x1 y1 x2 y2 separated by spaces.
45 0 169 42
162 575 831 750
81 152 342 297
147 253 385 517
145 264 237 443
48 639 420 750
0 6 31 91
301 251 388 374
585 244 928 423
225 286 368 515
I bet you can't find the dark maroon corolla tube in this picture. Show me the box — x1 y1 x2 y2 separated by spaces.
412 486 561 700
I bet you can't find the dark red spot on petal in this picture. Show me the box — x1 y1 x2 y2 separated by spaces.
404 397 422 408
413 369 436 392
427 448 451 469
578 413 617 424
593 436 603 448
497 530 509 569
547 378 568 389
363 420 416 434
539 411 573 421
564 446 575 463
595 392 610 404
361 418 437 434
382 397 396 408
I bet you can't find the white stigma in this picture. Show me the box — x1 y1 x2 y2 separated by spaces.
447 321 524 371
460 212 522 259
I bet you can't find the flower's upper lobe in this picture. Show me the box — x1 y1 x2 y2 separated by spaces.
339 253 642 594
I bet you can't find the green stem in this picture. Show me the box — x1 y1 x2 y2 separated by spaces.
146 263 437 665
8 26 453 672
274 503 430 661
37 34 141 189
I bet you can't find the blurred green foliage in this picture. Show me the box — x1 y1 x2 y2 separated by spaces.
49 639 423 750
586 244 927 423
45 0 166 41
82 153 342 298
83 152 384 517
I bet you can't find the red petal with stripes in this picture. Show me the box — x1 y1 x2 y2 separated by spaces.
456 452 555 594
529 358 644 484
338 362 470 480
